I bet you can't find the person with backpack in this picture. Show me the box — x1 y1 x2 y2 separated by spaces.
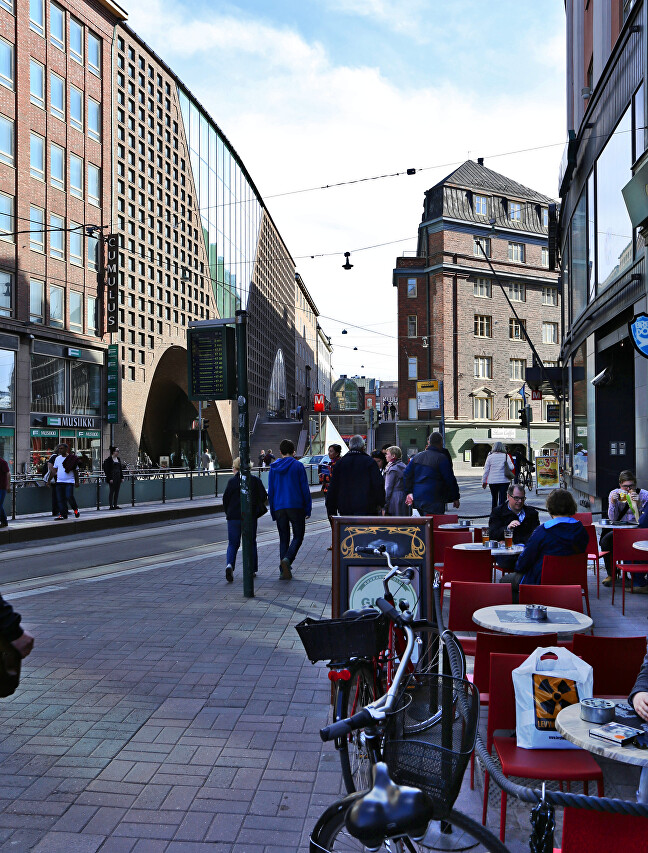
52 444 80 520
222 457 268 583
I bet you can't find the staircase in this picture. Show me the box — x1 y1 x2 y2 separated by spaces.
251 420 303 465
376 421 397 450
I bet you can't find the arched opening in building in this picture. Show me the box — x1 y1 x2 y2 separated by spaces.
267 348 287 418
139 347 228 468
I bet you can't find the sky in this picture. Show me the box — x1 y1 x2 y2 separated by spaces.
126 0 566 382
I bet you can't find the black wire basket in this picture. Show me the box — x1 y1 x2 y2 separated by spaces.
295 612 389 663
382 673 479 820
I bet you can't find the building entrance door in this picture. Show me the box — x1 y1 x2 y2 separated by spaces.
595 339 635 500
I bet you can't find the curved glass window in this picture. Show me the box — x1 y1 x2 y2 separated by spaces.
331 378 360 411
268 348 286 415
597 106 633 290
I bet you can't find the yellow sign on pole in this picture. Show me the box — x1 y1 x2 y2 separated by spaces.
416 380 440 410
536 454 559 489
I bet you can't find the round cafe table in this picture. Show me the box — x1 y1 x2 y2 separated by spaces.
453 542 524 557
632 540 648 552
593 521 638 529
556 701 648 802
438 523 479 531
472 603 593 635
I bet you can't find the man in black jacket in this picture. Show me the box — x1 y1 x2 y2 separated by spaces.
489 483 540 572
326 435 385 517
0 593 34 658
402 432 460 516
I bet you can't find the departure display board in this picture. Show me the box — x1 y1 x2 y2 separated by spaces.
187 325 236 400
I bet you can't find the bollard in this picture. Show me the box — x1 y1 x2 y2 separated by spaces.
190 469 193 501
162 472 166 503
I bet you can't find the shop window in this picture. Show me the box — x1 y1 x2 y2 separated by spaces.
71 361 101 415
31 353 65 412
0 348 13 410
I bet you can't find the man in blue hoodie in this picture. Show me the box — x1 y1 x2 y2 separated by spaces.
268 439 312 580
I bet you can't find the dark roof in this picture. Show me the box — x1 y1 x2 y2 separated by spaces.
436 160 553 205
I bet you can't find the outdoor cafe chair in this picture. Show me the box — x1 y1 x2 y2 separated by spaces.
541 553 591 617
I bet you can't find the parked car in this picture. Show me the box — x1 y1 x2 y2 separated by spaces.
300 454 331 474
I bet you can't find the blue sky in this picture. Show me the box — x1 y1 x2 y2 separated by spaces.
128 0 566 379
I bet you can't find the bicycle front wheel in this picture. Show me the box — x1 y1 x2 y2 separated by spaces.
335 662 379 794
310 804 509 852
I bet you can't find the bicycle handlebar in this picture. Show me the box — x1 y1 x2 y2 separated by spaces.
375 596 407 629
320 708 375 742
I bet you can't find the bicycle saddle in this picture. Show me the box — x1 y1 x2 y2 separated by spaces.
341 607 378 620
344 761 434 848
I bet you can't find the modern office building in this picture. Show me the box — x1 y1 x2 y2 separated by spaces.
294 272 317 415
560 0 647 505
393 160 560 471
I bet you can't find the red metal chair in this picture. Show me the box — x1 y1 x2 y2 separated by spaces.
541 554 591 617
519 584 584 613
611 528 648 615
441 547 493 602
585 524 607 598
432 513 459 528
573 512 593 525
469 632 557 788
433 529 472 573
447 581 512 657
483 653 604 842
571 634 647 697
554 806 648 852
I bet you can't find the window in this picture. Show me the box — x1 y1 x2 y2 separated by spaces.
0 0 12 11
30 280 43 322
88 32 101 76
407 278 417 297
541 246 549 267
70 19 83 64
49 285 64 327
70 86 83 131
473 278 491 298
87 296 97 334
407 357 417 380
408 398 417 420
50 72 65 121
474 314 492 337
29 0 44 35
69 291 82 331
0 193 12 241
542 322 558 344
474 356 492 379
542 286 558 306
509 396 523 420
542 398 558 421
474 195 487 216
510 358 526 380
70 221 83 266
0 115 13 166
70 154 83 197
31 353 65 412
407 315 417 337
542 208 549 228
473 395 492 420
509 202 521 221
509 318 526 340
30 132 44 180
508 282 525 302
71 361 101 414
30 60 44 108
51 144 64 190
474 236 491 257
88 163 100 206
597 105 633 289
88 98 100 141
508 242 525 262
50 214 64 259
0 269 10 321
29 206 44 252
87 232 98 269
0 38 13 90
50 4 65 50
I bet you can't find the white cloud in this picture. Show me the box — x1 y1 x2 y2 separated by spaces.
126 0 565 379
322 0 433 42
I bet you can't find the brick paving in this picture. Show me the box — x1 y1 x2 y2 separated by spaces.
0 483 646 850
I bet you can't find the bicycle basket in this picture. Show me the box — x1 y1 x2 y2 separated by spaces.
382 673 479 820
295 612 389 663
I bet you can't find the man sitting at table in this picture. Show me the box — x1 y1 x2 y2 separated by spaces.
629 645 648 721
489 484 540 574
601 470 648 589
500 489 588 600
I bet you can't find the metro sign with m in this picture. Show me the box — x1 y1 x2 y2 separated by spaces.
314 394 325 412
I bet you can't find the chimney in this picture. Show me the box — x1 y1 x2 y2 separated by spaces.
477 157 484 166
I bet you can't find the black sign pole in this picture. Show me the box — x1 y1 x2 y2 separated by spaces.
236 310 254 598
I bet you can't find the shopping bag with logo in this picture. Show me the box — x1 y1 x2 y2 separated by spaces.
512 647 593 749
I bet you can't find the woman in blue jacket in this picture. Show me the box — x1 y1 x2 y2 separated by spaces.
501 488 588 599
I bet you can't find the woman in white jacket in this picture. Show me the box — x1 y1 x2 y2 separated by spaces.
482 441 513 511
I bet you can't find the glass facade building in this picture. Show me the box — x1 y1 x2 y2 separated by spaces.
178 89 262 319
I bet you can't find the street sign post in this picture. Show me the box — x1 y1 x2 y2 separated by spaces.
416 380 440 411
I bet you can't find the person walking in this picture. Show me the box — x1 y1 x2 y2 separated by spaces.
371 450 387 474
268 439 312 580
52 444 80 520
390 402 396 421
383 446 408 516
103 446 124 510
201 450 210 471
402 432 460 515
258 449 265 468
0 451 9 528
0 590 34 668
326 435 385 517
482 441 514 511
222 457 268 583
320 443 342 551
263 448 275 467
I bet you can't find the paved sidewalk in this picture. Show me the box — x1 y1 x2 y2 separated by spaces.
0 495 645 851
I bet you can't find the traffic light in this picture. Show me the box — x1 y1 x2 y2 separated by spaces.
202 418 209 430
519 408 527 428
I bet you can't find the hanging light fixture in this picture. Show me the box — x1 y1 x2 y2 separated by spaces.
342 252 353 270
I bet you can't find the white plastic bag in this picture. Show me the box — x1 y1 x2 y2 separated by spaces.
512 646 593 750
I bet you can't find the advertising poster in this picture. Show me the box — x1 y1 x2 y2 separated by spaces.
536 454 559 489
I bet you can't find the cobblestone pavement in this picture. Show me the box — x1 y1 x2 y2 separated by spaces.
0 482 645 851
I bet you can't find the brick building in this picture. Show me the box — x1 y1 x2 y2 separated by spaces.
393 160 560 471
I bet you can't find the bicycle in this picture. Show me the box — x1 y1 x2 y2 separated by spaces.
296 546 449 795
519 463 535 490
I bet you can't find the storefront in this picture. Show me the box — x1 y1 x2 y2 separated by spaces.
30 425 102 474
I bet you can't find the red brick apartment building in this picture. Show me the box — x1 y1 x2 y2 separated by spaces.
393 160 560 471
